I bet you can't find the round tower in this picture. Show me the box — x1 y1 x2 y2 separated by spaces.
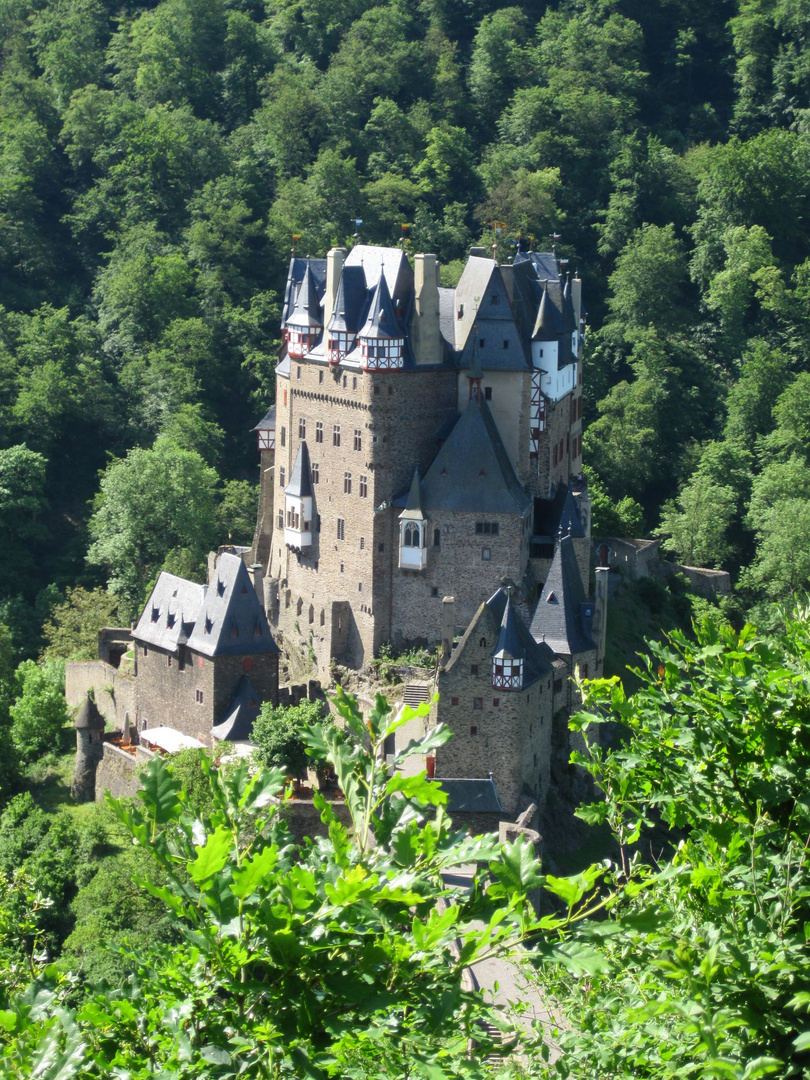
71 692 105 802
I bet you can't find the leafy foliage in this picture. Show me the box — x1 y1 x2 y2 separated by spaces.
535 608 810 1080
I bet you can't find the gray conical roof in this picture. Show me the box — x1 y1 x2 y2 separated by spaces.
532 281 558 342
359 271 401 340
286 441 314 499
286 261 322 329
493 595 525 661
399 469 425 520
75 692 105 730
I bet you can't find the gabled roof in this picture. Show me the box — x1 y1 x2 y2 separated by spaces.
211 676 262 742
529 536 596 657
286 441 313 499
186 552 280 658
418 396 531 515
399 469 425 521
359 271 402 340
286 260 322 329
133 573 205 652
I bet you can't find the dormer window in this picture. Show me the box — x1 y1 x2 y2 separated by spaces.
204 616 213 633
217 579 225 597
327 331 353 364
287 327 318 358
359 335 404 371
151 606 160 623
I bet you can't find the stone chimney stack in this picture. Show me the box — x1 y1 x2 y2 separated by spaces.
441 596 455 663
249 563 265 612
571 274 582 330
324 247 346 329
412 253 440 365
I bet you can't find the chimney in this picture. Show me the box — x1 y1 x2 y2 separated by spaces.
441 596 455 662
249 563 265 612
412 253 441 365
571 274 582 328
324 247 346 329
500 264 515 305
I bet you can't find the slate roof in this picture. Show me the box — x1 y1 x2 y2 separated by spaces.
211 676 262 742
186 553 280 658
75 693 105 730
251 405 275 433
359 271 402 340
133 574 205 651
532 281 560 341
428 776 503 814
492 595 525 660
533 482 585 539
529 536 596 657
326 266 367 333
286 441 313 499
345 244 413 308
438 287 456 348
400 470 425 520
281 257 326 326
485 588 556 686
417 397 531 516
286 260 322 328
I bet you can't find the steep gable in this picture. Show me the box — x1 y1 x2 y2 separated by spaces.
133 573 205 653
186 552 280 658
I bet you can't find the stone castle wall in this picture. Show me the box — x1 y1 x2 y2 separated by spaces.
95 740 151 801
272 360 457 671
135 644 214 743
65 661 136 728
435 630 553 816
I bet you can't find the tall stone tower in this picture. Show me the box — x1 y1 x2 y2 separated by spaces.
71 692 105 802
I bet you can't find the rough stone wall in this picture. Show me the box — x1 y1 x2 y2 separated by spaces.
72 729 104 802
95 741 149 801
65 661 136 728
391 511 527 647
434 626 553 816
668 563 732 597
272 358 457 671
212 652 279 720
253 447 275 566
134 644 214 743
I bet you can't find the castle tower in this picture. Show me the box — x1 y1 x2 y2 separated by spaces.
71 692 105 802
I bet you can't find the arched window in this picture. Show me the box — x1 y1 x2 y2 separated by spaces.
308 604 314 624
404 522 421 547
296 597 303 617
434 527 440 548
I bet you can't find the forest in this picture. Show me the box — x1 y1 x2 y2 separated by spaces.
0 0 809 1074
0 0 806 668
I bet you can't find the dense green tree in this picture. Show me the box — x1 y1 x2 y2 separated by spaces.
9 659 69 764
658 472 737 567
250 699 324 779
40 587 121 662
86 437 220 616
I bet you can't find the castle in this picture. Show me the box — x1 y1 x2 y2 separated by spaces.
249 243 608 818
70 242 607 824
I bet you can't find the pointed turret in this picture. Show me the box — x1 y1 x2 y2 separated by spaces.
492 595 526 690
286 260 323 357
284 441 314 551
532 281 557 342
358 271 404 371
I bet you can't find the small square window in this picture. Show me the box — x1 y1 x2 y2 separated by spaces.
470 724 478 734
358 582 362 592
319 370 324 384
482 547 491 561
503 340 508 349
297 365 301 379
451 696 459 706
352 376 357 390
484 386 492 399
431 586 439 597
388 385 393 395
337 518 345 540
360 537 365 550
479 338 485 348
493 698 500 707
280 426 286 447
470 664 478 675
333 425 341 446
342 374 347 388
473 698 483 710
375 384 380 394
312 463 319 484
316 421 323 443
167 656 172 667
378 542 385 553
